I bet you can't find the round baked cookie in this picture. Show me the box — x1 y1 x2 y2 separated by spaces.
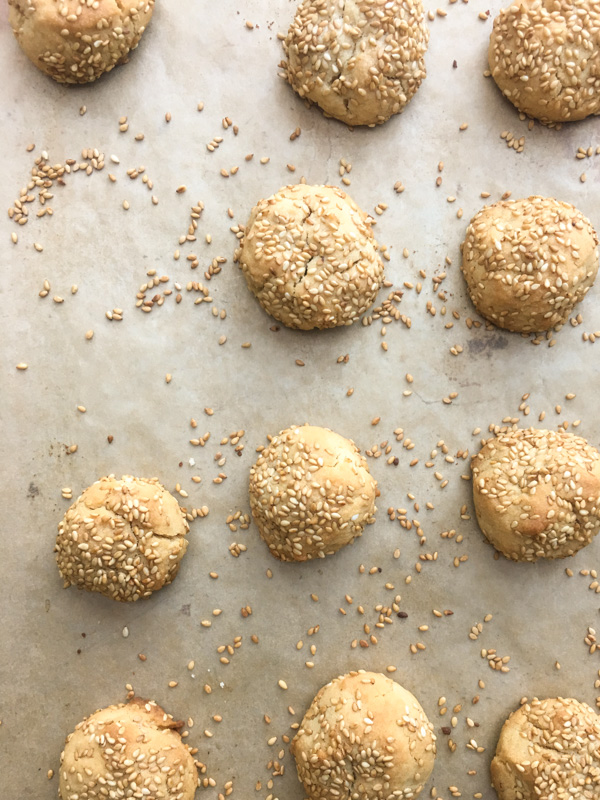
55 474 189 601
249 424 377 561
472 428 600 562
8 0 154 84
291 670 436 800
237 184 384 330
461 196 599 332
491 697 600 799
59 697 198 800
489 0 600 124
282 0 429 126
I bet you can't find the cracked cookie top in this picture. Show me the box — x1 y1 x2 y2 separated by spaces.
55 474 190 601
237 184 384 330
281 0 429 126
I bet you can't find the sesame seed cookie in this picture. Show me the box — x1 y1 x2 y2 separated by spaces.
8 0 154 84
291 670 436 800
461 196 598 333
249 424 377 562
59 698 198 800
489 0 600 124
491 697 600 799
55 475 189 601
282 0 429 127
472 428 600 562
237 184 384 330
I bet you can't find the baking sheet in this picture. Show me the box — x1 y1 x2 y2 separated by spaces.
2 1 600 798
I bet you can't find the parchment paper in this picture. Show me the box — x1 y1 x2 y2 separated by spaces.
2 1 600 798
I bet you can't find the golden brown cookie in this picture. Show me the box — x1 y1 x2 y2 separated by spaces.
238 184 384 330
59 698 198 799
291 670 436 799
55 474 189 601
282 0 429 126
8 0 154 83
472 428 600 561
491 697 600 799
489 0 600 123
461 197 598 332
249 424 377 561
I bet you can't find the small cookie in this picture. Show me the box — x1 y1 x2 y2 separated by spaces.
489 0 600 123
491 697 600 799
59 698 198 800
237 184 384 330
472 428 600 562
282 0 429 126
461 196 598 332
55 474 189 601
8 0 154 84
249 424 377 561
291 670 436 800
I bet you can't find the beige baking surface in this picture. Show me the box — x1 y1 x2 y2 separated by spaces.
1 1 600 798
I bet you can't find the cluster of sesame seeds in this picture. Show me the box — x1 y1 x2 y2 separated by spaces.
585 626 599 654
569 566 600 597
177 200 205 245
491 697 600 797
461 196 599 333
249 425 377 562
339 158 352 187
109 160 158 205
135 267 230 314
481 648 511 673
576 144 600 161
225 509 251 533
499 130 525 154
105 306 124 321
468 614 493 641
207 116 239 152
488 0 600 124
472 427 600 562
9 0 154 84
282 0 429 127
7 149 104 230
238 184 385 330
55 475 190 601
